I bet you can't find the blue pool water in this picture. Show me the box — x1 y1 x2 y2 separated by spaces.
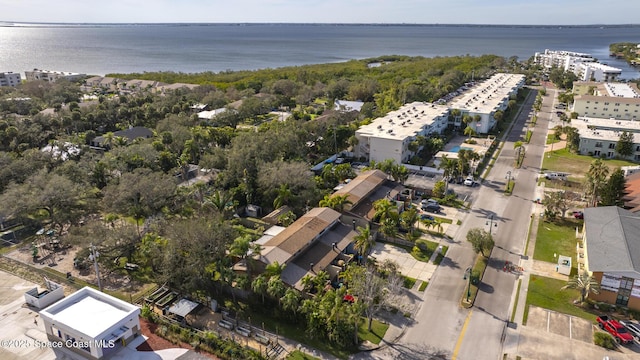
450 146 473 153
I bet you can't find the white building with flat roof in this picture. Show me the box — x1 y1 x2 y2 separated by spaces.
573 116 640 160
577 62 622 82
572 81 640 120
0 71 21 87
354 101 450 164
25 69 86 83
534 49 621 82
40 287 140 360
448 73 526 134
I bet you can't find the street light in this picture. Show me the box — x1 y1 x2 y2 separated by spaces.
463 267 472 303
486 214 498 235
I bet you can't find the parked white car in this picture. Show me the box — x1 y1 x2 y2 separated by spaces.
463 176 475 186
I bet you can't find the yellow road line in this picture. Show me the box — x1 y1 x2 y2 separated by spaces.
452 310 473 360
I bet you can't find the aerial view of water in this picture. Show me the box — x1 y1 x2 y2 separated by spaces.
0 23 639 79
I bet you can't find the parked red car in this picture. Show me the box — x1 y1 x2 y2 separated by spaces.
597 316 634 345
573 211 584 219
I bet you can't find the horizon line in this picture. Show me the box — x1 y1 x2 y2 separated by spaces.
2 21 640 27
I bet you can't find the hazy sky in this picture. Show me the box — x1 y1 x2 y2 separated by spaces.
1 0 638 25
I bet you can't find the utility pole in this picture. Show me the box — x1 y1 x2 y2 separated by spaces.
90 243 102 291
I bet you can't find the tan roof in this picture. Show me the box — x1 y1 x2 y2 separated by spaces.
332 169 387 209
624 173 640 211
262 207 340 263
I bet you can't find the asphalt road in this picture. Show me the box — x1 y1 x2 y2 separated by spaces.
395 87 553 360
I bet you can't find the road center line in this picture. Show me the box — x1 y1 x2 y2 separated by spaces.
452 310 473 360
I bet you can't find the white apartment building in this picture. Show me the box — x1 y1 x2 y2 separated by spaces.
0 71 21 87
572 82 640 120
577 62 622 82
534 49 621 82
573 116 640 161
25 69 86 83
40 286 141 360
448 73 526 134
354 102 450 164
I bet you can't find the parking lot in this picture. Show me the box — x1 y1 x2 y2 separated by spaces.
527 306 593 343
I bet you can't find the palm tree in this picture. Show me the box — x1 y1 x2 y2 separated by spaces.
251 275 268 303
280 288 301 316
204 190 235 218
273 184 293 209
400 208 419 232
586 158 609 207
265 261 286 278
380 217 399 240
438 154 458 193
102 131 114 149
301 274 315 293
319 194 352 212
354 225 375 263
267 275 287 306
373 198 395 223
561 271 600 303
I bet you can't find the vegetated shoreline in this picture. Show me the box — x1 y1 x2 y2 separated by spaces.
2 21 640 28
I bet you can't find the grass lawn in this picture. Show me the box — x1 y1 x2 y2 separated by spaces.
403 276 417 289
463 254 488 307
534 218 581 274
357 318 389 345
286 350 320 360
410 239 443 262
542 148 637 177
546 133 560 145
524 275 597 324
418 281 428 292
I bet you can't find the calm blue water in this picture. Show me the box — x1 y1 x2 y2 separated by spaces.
0 23 639 78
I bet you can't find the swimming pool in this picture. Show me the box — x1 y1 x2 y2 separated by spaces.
450 145 473 153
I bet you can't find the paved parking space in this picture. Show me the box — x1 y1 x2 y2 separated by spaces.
527 306 592 343
370 243 437 283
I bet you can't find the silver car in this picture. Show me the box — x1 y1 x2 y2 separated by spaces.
620 320 640 341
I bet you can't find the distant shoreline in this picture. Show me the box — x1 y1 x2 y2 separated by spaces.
2 22 640 28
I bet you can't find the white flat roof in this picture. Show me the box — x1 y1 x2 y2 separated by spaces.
604 83 640 98
574 117 640 142
41 287 139 338
356 101 449 141
449 73 525 114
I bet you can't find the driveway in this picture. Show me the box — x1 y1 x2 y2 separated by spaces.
370 243 436 283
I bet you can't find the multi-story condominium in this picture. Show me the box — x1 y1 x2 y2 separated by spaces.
0 71 21 87
534 49 621 82
24 69 86 83
573 116 640 160
354 102 450 164
572 82 640 120
448 73 526 134
534 49 595 70
577 62 622 82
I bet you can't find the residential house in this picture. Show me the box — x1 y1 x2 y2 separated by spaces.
90 127 154 150
254 207 356 290
582 207 640 310
571 82 640 120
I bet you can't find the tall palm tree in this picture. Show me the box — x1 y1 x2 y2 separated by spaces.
267 275 286 306
586 158 609 207
251 275 268 304
438 155 458 193
380 217 399 241
561 271 600 303
280 288 301 316
273 183 293 209
354 225 375 263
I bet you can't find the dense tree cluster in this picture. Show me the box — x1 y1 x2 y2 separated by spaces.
0 54 524 351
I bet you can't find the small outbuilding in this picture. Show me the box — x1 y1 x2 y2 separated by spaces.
557 255 572 276
40 286 141 359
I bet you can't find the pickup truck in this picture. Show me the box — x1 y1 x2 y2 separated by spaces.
597 316 634 344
